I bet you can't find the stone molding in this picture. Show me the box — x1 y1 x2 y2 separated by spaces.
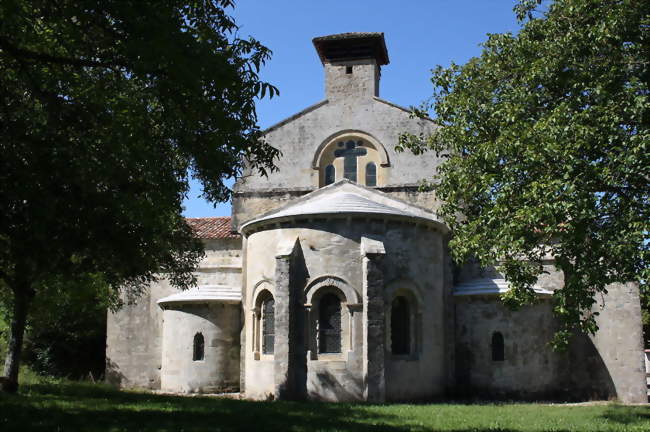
385 278 424 313
250 279 274 311
311 129 390 169
304 275 360 306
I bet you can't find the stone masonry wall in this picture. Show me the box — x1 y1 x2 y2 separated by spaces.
454 297 570 400
106 238 242 390
569 282 647 403
106 279 176 389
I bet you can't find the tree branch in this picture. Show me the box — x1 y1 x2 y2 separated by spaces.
0 37 127 69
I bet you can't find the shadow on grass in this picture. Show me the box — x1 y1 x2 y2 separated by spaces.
4 382 412 432
1 381 649 432
601 404 650 425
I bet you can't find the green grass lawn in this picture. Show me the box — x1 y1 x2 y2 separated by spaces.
0 375 648 432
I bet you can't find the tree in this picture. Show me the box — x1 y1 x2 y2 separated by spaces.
0 0 279 393
399 0 649 347
21 274 111 380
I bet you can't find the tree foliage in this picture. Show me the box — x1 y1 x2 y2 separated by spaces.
0 0 279 391
22 274 110 379
0 275 109 380
400 0 649 347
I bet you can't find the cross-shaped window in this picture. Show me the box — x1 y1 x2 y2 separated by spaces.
334 140 367 182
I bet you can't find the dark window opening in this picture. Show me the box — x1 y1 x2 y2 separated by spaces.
391 296 410 355
325 164 335 185
366 162 377 187
346 66 353 74
492 332 504 361
193 333 204 361
262 297 275 354
319 293 342 353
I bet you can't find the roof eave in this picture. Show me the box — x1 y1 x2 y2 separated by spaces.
240 211 445 235
312 32 389 66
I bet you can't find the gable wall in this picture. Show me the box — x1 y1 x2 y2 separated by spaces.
232 97 442 229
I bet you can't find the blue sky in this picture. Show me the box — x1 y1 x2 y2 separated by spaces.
182 0 522 218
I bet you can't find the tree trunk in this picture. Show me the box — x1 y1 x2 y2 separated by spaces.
1 283 32 394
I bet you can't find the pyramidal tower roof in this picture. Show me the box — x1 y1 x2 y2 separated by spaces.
240 180 445 233
313 32 389 65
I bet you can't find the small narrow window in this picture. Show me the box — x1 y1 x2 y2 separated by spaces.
262 297 275 354
346 66 353 74
193 333 204 361
365 162 377 187
391 296 410 355
318 293 342 353
325 164 335 185
492 332 504 361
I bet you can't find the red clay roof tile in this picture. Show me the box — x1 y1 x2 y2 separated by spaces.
186 217 239 239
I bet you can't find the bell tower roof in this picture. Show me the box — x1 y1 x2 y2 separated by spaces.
313 32 389 65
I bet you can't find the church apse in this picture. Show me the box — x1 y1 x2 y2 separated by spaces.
240 180 449 401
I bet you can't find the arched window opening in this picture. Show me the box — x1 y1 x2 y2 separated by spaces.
391 296 410 355
325 164 335 185
318 293 342 353
366 162 377 187
492 332 504 361
262 296 275 355
193 333 204 361
316 134 386 188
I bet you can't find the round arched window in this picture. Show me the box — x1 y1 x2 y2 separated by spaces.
316 136 384 187
193 333 204 361
318 293 342 353
262 296 275 355
492 332 504 361
391 296 410 355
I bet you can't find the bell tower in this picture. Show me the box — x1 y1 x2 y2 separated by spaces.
312 32 389 101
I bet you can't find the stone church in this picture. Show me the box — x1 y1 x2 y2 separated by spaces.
106 33 647 403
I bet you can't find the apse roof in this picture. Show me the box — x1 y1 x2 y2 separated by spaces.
264 191 411 218
453 278 553 297
157 285 241 306
240 180 445 232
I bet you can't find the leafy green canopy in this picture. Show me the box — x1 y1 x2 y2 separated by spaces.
0 0 279 294
22 274 110 379
400 0 649 347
